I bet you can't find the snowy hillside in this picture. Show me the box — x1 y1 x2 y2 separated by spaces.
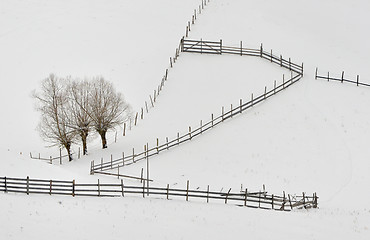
1 0 370 239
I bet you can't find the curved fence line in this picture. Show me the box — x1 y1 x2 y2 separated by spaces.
0 176 318 211
90 39 303 174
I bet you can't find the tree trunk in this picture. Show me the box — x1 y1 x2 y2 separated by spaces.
65 142 73 161
99 130 108 149
81 131 88 155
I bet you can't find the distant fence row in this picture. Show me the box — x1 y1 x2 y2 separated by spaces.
90 39 303 174
0 176 317 211
315 68 369 87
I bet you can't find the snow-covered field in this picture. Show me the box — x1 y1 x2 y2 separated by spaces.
1 0 370 239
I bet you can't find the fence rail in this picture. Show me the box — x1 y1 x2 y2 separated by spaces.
315 68 369 87
91 72 303 173
0 176 317 211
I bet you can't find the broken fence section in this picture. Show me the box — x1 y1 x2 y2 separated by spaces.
0 176 317 211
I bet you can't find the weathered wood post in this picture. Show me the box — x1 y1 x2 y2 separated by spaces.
72 180 75 197
186 180 189 201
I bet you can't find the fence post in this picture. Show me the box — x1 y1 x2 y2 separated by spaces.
315 67 318 79
194 9 197 20
140 168 144 183
260 43 263 58
244 188 248 206
271 194 274 210
341 71 344 83
177 133 180 145
121 179 124 197
201 38 203 54
280 55 282 67
132 148 135 163
288 194 293 210
225 188 231 204
78 147 80 159
301 63 304 75
274 80 276 94
211 113 214 127
240 41 243 56
220 39 223 54
240 99 242 113
207 185 210 203
167 184 169 200
264 86 267 99
97 179 100 196
134 112 138 126
26 176 29 195
270 49 273 62
283 74 285 89
122 152 125 166
258 191 261 208
111 154 113 169
123 122 126 136
72 180 75 197
100 158 103 171
289 58 291 71
59 149 62 164
189 127 192 140
149 95 154 107
49 180 52 195
4 177 7 193
222 107 224 121
49 156 52 164
146 143 150 196
91 160 94 175
142 179 145 198
200 120 203 133
357 75 359 86
186 180 189 201
156 138 159 153
251 93 254 106
181 37 184 52
327 72 330 81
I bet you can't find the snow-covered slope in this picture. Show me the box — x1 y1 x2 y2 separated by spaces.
1 0 370 239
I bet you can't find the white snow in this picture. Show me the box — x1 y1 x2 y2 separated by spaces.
1 0 370 239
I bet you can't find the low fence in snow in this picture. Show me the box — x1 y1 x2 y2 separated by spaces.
315 68 369 87
0 176 317 211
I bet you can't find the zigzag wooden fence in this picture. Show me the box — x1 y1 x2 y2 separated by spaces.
315 68 369 87
90 39 303 174
0 176 317 211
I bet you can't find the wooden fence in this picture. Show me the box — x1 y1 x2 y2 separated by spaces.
181 39 304 75
315 68 369 87
29 148 80 165
0 176 317 211
91 71 302 173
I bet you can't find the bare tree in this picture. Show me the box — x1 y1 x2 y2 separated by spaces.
33 74 76 161
88 77 131 149
68 80 93 155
